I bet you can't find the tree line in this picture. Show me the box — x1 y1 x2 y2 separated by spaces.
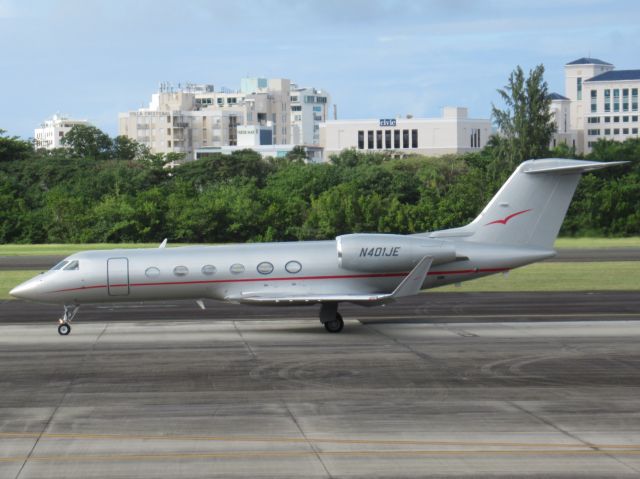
0 127 637 244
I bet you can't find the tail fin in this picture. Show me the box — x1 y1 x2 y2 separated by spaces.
431 159 627 249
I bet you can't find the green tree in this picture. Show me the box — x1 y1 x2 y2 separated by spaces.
491 64 556 170
61 125 113 159
0 129 32 162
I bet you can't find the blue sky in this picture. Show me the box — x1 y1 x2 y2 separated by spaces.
1 0 639 139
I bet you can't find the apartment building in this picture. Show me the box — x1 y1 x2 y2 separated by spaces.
34 114 91 150
551 58 640 153
119 78 325 160
290 86 331 145
320 107 491 161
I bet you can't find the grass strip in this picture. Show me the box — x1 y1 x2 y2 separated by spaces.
435 261 640 293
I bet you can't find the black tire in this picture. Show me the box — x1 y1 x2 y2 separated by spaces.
324 313 344 333
58 323 71 336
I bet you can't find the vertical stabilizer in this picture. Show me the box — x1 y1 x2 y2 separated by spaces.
430 159 627 249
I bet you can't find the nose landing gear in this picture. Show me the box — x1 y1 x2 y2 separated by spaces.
319 303 344 333
58 305 79 336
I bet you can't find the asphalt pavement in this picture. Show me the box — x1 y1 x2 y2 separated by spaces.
1 301 640 478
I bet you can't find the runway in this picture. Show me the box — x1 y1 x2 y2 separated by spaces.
1 292 640 478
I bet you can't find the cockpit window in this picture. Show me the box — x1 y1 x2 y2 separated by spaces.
51 261 69 271
63 260 79 271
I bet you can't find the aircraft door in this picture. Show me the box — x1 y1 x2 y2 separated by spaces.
107 258 130 296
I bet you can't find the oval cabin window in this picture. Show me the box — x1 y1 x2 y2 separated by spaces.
257 262 274 275
173 266 189 276
145 267 160 278
201 265 216 275
285 260 302 274
229 263 245 274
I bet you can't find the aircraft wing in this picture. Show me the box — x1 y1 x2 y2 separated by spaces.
226 256 433 306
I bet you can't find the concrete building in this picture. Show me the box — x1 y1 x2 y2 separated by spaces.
34 114 91 150
119 78 323 161
549 93 578 149
551 58 640 153
290 86 331 145
320 107 491 161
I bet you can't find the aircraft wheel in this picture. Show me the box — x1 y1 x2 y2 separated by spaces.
324 313 344 333
58 323 71 336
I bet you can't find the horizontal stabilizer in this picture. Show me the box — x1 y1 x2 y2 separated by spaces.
523 160 628 175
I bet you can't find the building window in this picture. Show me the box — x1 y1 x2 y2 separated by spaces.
402 129 409 148
613 89 620 112
577 78 582 100
604 89 611 113
367 130 374 149
632 115 639 122
291 105 302 111
623 128 629 135
604 116 611 123
614 128 620 135
385 130 391 148
357 131 364 149
591 89 597 113
604 128 611 135
632 128 638 134
632 88 638 111
587 129 600 136
411 129 418 148
376 130 383 149
394 130 400 148
614 116 620 123
623 89 629 112
623 116 629 122
587 117 600 124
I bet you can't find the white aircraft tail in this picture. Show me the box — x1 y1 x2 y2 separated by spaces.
431 159 627 249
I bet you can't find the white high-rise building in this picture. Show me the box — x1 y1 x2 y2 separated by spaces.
34 114 91 150
119 78 326 160
551 58 640 153
290 86 330 145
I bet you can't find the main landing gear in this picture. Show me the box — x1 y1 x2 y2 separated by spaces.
319 303 344 333
58 305 79 336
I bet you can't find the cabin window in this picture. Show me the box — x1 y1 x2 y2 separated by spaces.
173 266 189 276
63 260 79 271
257 262 274 275
201 265 216 275
285 260 302 274
230 263 245 274
145 267 160 278
51 261 69 271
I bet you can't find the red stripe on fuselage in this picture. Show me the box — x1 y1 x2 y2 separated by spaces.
49 268 509 294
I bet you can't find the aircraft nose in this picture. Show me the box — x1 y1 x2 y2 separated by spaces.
9 279 42 300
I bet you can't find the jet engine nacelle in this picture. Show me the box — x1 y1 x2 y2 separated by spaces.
336 234 456 272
